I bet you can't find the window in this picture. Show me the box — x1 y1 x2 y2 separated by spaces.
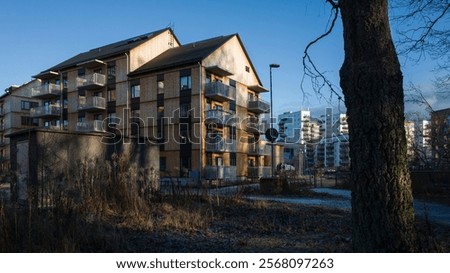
245 66 250 73
157 106 164 120
229 126 236 140
160 157 167 171
131 84 140 98
230 152 236 166
180 75 191 90
131 110 140 122
229 101 236 113
107 63 116 80
157 74 164 94
94 114 103 121
78 68 85 76
21 101 39 110
107 89 116 102
108 112 117 128
21 116 39 126
180 103 191 118
62 73 68 88
157 80 164 94
229 79 236 88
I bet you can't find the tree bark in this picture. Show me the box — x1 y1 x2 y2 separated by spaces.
339 0 417 252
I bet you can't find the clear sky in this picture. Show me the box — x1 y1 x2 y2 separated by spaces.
0 0 443 117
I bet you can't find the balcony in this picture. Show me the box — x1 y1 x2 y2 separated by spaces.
31 83 61 99
248 143 270 156
204 82 236 102
247 166 271 178
76 120 105 133
76 73 106 89
30 105 61 118
204 166 237 180
205 109 234 126
78 96 106 111
247 99 270 114
247 117 264 133
206 139 236 153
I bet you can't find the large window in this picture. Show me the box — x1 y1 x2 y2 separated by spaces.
229 126 236 141
21 101 39 110
180 75 191 90
107 63 116 81
131 84 140 98
230 152 236 166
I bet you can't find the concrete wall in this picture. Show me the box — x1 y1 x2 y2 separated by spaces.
9 129 159 205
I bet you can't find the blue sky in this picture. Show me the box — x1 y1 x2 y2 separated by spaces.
0 0 442 117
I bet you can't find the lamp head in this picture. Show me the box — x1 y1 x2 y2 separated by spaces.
269 64 280 68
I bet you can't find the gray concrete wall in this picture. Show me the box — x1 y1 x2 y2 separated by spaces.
9 129 159 205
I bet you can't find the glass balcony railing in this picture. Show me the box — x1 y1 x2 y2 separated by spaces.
78 96 106 111
204 82 236 101
205 109 234 126
206 139 236 153
76 73 106 89
204 166 237 180
30 105 61 118
31 83 61 98
248 99 270 113
76 120 105 132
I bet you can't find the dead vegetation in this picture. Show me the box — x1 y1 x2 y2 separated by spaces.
0 160 449 252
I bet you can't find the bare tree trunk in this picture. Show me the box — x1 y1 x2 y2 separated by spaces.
339 0 417 252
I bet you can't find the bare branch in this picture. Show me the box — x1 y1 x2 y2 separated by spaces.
301 2 343 104
405 82 435 112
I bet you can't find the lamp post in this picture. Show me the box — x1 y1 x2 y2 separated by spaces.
269 63 280 177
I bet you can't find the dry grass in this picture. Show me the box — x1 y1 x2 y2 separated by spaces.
1 162 449 252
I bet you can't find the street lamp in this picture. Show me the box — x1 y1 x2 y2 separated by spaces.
269 63 280 177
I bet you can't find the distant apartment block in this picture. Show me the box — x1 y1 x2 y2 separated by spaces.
430 108 450 169
0 81 41 178
278 107 349 174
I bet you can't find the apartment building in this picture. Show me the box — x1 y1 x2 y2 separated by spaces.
430 108 450 169
314 108 349 170
27 28 272 181
278 107 350 174
31 28 180 133
127 34 271 180
0 81 41 178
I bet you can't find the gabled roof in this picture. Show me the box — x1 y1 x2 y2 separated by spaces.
129 34 235 77
35 28 177 78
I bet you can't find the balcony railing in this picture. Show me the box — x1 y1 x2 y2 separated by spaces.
206 139 236 153
247 99 270 113
31 83 61 98
76 73 106 89
204 82 236 101
248 143 270 155
205 109 234 126
204 166 237 180
247 166 271 178
78 96 106 111
30 105 61 118
76 120 105 132
247 117 264 133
